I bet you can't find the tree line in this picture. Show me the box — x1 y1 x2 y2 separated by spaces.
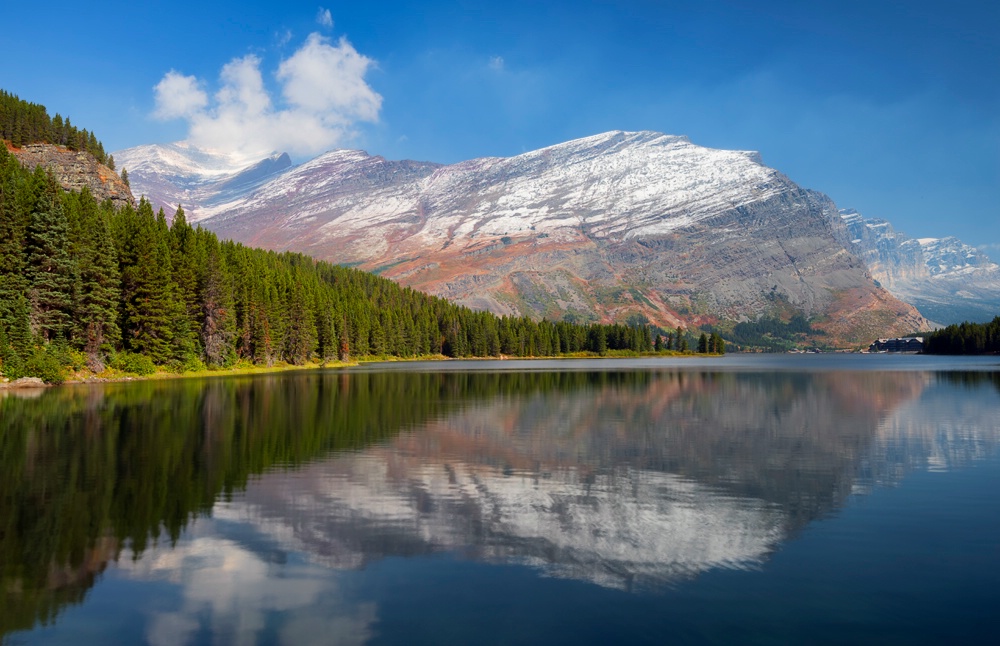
0 143 690 382
0 90 112 167
923 317 1000 355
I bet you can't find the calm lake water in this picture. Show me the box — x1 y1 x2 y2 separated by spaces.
2 354 1000 644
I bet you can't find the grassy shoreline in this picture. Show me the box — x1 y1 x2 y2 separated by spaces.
1 350 723 389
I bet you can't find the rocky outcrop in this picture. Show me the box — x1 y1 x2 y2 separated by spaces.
10 143 134 208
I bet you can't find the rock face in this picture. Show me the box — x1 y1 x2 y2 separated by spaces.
116 131 927 344
11 144 134 208
833 208 1000 324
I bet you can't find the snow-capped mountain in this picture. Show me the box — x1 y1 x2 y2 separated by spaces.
918 236 998 277
836 209 1000 324
114 141 291 218
115 131 927 343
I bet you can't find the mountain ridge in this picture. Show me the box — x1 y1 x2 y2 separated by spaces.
834 208 1000 324
116 131 930 344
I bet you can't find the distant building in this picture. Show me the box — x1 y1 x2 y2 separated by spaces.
868 337 924 353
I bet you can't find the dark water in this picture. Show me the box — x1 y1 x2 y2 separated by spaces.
2 355 999 645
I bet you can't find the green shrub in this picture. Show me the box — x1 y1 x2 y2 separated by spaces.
110 351 157 376
23 347 67 384
168 354 207 373
0 349 25 380
45 342 88 371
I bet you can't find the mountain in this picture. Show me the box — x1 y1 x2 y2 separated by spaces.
113 142 291 218
116 131 928 344
835 208 1000 324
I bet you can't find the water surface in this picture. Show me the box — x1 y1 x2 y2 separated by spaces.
2 355 999 644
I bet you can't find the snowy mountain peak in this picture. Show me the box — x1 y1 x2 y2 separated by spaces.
836 207 1000 323
113 142 296 220
116 142 264 178
917 236 997 275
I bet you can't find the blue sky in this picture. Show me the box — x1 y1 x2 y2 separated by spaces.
4 0 998 249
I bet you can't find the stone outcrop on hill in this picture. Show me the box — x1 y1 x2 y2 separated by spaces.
11 143 134 208
116 131 928 344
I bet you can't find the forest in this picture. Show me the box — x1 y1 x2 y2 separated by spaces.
923 317 1000 354
0 90 112 167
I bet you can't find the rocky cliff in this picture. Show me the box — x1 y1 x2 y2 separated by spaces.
10 143 134 208
832 207 1000 324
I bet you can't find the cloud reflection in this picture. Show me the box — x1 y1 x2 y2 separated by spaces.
121 532 376 645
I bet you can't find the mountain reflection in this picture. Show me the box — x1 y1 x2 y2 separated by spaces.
2 366 999 638
219 370 951 591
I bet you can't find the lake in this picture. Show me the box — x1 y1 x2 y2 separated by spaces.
2 354 999 644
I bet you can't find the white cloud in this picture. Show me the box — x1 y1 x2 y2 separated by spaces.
317 7 334 28
153 71 209 120
151 32 381 161
489 55 505 71
278 33 381 120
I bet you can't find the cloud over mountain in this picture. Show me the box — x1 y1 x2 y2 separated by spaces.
153 31 381 162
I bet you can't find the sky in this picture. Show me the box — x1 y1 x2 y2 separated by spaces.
3 0 998 249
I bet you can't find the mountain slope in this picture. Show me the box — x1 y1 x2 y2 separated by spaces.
113 142 291 217
835 208 1000 324
117 131 927 344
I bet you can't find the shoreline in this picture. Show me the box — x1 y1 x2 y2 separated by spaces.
1 350 723 389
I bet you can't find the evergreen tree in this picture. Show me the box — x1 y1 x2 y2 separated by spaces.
70 191 121 356
168 206 203 357
24 171 75 341
116 200 178 363
201 244 236 367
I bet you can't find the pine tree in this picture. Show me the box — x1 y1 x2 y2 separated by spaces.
676 326 689 352
0 293 32 378
24 172 76 341
71 193 121 356
201 246 236 367
169 206 203 357
117 200 177 363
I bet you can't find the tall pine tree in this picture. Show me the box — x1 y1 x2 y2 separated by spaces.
24 169 75 342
